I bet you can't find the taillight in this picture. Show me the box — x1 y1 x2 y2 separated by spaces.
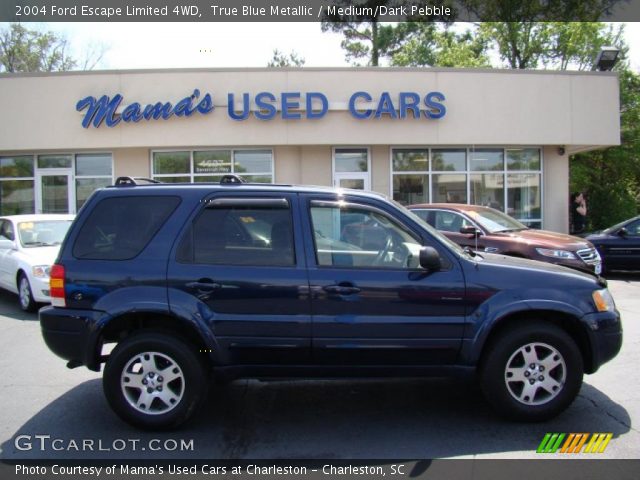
50 264 66 307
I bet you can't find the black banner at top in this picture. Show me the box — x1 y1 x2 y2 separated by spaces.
1 0 639 22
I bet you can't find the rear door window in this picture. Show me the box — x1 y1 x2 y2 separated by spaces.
177 198 295 267
73 196 180 260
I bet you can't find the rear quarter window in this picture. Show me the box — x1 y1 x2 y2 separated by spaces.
72 196 180 260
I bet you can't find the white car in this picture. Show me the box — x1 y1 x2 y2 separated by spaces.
0 214 75 311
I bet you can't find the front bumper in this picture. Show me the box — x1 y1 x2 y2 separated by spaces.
581 310 622 373
39 306 106 371
31 276 52 303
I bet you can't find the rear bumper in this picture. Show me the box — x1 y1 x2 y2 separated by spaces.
582 310 623 373
39 306 105 371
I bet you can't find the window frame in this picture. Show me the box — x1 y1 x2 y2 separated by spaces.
177 196 297 268
308 199 425 271
150 148 275 184
389 146 544 228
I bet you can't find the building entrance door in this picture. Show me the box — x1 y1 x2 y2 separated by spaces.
333 173 370 190
35 171 74 214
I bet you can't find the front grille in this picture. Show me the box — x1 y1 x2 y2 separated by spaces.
576 247 601 265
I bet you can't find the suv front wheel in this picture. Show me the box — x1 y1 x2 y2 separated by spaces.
103 332 208 430
480 322 584 422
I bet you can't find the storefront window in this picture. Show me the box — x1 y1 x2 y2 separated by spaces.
470 173 505 211
507 173 541 224
234 150 272 174
432 149 466 171
153 152 190 175
392 147 542 227
75 154 113 211
469 149 504 172
152 150 274 183
193 151 231 175
37 154 72 169
1 156 35 214
433 174 467 203
393 175 429 205
507 148 541 171
0 180 35 215
392 149 428 172
0 156 34 177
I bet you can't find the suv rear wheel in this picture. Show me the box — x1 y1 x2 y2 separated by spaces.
103 332 208 430
480 322 584 421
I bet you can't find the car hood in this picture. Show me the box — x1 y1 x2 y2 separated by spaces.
493 229 592 251
476 252 600 282
584 232 613 241
19 246 60 266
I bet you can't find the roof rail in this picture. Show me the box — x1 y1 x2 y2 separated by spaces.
114 177 162 186
220 174 246 184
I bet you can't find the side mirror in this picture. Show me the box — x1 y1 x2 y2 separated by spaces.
460 225 481 236
419 246 442 271
0 238 16 250
617 227 628 237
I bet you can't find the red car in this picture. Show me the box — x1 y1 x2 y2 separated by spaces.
409 204 602 274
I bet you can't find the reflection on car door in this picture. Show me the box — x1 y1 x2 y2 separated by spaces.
168 194 311 365
302 196 466 366
431 210 486 252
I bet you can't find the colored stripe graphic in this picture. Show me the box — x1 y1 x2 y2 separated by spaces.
538 433 613 454
537 433 565 453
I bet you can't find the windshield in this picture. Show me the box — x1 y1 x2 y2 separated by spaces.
392 200 467 257
18 220 72 248
467 209 528 234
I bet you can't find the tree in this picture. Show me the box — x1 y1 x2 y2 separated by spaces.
391 25 491 67
478 21 627 70
267 49 306 67
321 1 439 66
0 23 105 73
570 70 640 230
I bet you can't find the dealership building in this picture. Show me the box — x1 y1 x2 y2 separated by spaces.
0 67 620 232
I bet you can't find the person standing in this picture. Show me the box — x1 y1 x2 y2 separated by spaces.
571 192 587 234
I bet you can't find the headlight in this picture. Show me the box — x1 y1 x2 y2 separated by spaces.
535 248 577 260
592 288 616 312
32 265 51 278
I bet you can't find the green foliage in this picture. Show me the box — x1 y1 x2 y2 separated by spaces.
479 22 627 70
321 1 435 66
0 23 76 72
570 70 640 230
391 25 490 67
267 49 306 67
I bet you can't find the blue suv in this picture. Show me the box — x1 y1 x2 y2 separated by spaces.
40 177 622 429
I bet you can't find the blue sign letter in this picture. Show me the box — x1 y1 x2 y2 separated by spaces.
306 92 328 119
349 91 372 119
228 93 250 121
76 94 123 128
255 92 277 120
424 92 446 119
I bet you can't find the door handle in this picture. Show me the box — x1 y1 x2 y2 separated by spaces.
186 279 222 292
323 284 361 295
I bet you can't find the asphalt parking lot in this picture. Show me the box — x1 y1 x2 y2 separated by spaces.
0 275 638 461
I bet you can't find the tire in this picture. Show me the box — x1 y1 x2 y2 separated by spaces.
479 322 584 422
103 331 208 430
18 273 37 312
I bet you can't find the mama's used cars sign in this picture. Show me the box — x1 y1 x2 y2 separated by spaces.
76 89 446 128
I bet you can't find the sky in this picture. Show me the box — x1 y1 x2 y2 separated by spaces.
14 22 640 71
